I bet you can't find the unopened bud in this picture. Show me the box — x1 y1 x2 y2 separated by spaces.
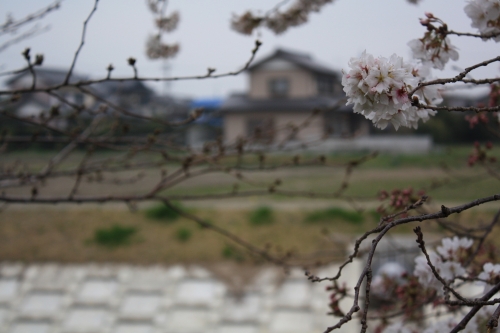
34 54 44 65
22 48 31 60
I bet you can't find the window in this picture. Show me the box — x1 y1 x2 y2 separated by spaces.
269 78 289 98
317 75 335 96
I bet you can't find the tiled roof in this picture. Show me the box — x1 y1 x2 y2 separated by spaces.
5 67 87 86
248 48 339 76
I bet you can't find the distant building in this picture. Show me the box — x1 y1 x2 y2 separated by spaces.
92 80 155 114
5 68 90 129
4 67 191 131
220 48 370 146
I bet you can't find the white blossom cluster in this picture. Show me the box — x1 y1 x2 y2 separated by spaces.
408 37 459 70
478 262 500 293
465 0 500 41
341 51 439 130
421 305 500 333
381 237 500 333
145 35 179 59
414 237 472 291
383 305 500 333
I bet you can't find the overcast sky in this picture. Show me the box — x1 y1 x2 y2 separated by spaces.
1 0 498 99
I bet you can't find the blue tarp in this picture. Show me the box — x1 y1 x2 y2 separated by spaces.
190 98 223 127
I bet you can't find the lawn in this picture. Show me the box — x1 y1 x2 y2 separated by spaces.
2 145 498 203
0 145 499 264
0 204 497 264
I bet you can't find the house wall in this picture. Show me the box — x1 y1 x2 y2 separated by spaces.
224 113 247 143
249 69 316 99
224 111 324 144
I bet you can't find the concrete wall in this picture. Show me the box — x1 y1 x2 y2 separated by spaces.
308 135 433 153
0 262 361 333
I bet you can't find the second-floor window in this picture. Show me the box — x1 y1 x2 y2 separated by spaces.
269 78 289 98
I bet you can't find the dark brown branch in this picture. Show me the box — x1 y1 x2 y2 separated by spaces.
0 25 50 54
64 0 99 85
447 30 500 39
409 55 500 96
487 304 500 332
450 282 500 333
316 194 500 331
413 226 469 303
161 200 289 267
0 1 61 35
0 40 262 96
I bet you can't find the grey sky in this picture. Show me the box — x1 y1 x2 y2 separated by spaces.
1 0 498 99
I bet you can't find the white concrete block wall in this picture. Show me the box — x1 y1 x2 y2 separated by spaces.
0 263 361 333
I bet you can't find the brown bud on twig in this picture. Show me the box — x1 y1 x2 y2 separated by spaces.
128 58 138 78
49 105 60 117
34 54 44 66
22 48 31 61
411 96 420 107
191 108 203 120
106 64 114 78
441 205 451 217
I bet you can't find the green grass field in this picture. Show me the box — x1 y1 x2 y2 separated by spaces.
0 145 499 263
2 145 497 203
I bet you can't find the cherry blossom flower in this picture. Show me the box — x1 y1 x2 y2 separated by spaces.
414 248 468 291
156 11 180 32
478 262 500 293
342 51 439 130
145 35 179 59
436 236 473 261
414 251 443 290
439 261 466 280
231 11 262 35
371 262 406 298
464 0 500 41
408 37 459 70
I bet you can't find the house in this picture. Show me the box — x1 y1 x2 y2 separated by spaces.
5 68 90 122
220 48 370 146
4 67 191 133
